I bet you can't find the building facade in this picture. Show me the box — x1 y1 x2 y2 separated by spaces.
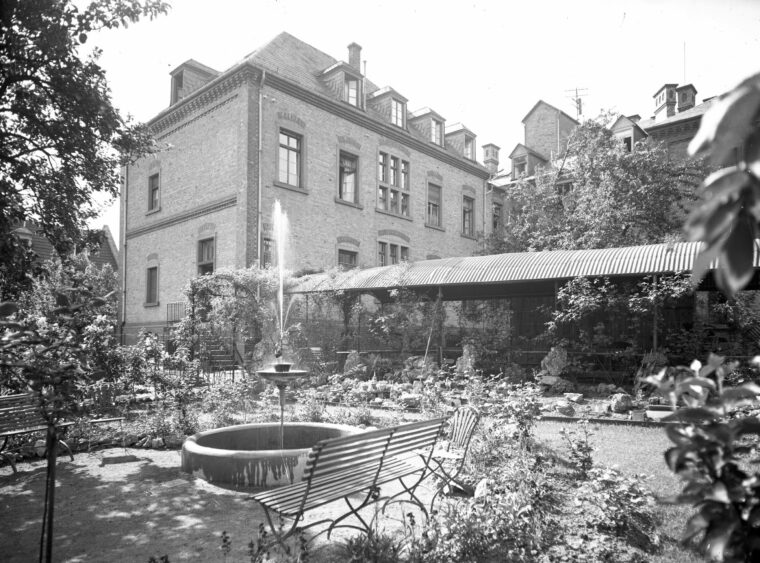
120 32 491 341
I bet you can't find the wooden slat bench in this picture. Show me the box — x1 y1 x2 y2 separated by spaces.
251 417 448 547
0 393 125 473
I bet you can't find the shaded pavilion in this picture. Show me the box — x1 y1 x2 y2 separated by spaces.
290 241 760 367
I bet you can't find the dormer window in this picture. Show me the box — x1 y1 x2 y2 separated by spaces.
344 75 359 107
432 119 443 146
391 99 405 127
464 136 475 159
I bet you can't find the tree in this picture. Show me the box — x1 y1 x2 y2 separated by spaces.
0 0 169 298
483 114 709 254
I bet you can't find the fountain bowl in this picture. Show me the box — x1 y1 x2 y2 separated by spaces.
181 422 362 489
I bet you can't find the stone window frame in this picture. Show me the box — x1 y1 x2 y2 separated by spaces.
376 150 410 219
276 128 304 190
378 240 409 266
197 236 215 275
145 265 159 307
147 172 160 213
492 202 503 232
338 248 358 270
426 182 443 229
462 195 475 237
337 150 360 205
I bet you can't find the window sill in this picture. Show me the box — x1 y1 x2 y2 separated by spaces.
146 207 161 216
460 233 477 240
143 301 160 308
375 208 412 221
273 181 308 195
425 223 445 232
335 197 363 210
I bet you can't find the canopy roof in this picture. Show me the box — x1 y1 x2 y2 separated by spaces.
290 241 760 299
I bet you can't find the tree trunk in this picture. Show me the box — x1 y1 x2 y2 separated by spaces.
40 424 58 563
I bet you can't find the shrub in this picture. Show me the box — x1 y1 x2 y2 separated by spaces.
559 418 595 479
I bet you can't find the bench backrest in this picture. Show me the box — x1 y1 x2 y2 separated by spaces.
304 417 446 484
446 406 480 452
0 394 44 434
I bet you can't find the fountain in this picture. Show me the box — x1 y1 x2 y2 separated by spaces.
182 201 360 489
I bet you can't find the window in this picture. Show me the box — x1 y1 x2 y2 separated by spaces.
146 266 158 305
148 173 160 211
378 242 409 266
623 136 632 152
344 76 359 106
427 183 441 227
278 130 301 187
391 99 405 127
338 152 358 203
462 196 474 236
492 202 502 231
431 119 443 145
514 159 527 177
464 136 475 159
377 152 410 217
261 238 273 268
338 249 357 269
198 238 215 275
378 242 387 266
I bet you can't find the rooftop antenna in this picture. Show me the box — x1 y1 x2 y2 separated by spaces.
565 87 588 120
683 41 686 83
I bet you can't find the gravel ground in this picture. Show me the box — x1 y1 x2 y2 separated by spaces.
0 447 430 562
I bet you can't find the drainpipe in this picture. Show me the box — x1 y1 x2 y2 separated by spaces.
257 70 267 271
652 274 659 351
120 163 128 345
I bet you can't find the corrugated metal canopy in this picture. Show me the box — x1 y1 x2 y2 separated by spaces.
290 241 760 296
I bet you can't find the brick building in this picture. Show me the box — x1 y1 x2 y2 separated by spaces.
120 32 492 342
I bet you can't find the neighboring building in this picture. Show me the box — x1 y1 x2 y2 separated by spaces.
485 100 578 236
611 83 720 162
120 32 491 342
12 221 119 271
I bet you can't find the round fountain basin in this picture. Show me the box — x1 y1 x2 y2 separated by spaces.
181 422 362 489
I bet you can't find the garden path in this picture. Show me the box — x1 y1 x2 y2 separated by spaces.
0 448 426 562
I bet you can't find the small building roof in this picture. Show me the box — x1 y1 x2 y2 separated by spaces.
290 241 759 298
508 143 548 161
638 97 718 131
521 100 579 126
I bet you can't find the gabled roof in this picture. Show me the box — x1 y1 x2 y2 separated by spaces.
609 115 648 138
445 122 475 136
170 59 220 78
410 107 445 121
367 86 408 103
522 99 579 126
508 143 548 161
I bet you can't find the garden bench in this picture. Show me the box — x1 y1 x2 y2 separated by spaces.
0 393 125 473
251 417 448 547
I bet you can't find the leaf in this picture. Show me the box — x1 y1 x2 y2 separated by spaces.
682 511 711 541
686 194 743 245
689 84 760 165
698 167 752 203
705 517 739 561
715 214 757 297
704 482 731 504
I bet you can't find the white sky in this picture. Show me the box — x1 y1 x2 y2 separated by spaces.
87 0 760 243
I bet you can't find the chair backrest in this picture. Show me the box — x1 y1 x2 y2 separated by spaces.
304 417 446 483
447 406 480 451
0 394 43 434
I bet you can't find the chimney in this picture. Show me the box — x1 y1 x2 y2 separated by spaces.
653 83 678 122
676 84 697 112
482 143 500 175
348 42 362 72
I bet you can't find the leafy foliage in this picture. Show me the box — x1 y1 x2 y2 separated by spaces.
685 71 760 296
0 0 168 297
646 354 760 561
483 113 707 254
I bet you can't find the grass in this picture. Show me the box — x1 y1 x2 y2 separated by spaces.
535 420 703 563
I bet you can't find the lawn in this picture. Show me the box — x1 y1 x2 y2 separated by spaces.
534 420 702 563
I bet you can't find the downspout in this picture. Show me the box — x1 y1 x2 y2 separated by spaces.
652 274 659 352
257 70 267 271
120 163 128 345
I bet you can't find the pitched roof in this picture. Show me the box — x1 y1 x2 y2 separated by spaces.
508 143 548 161
290 241 759 296
638 97 717 131
521 99 579 126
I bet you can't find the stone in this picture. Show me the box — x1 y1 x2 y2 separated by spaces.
551 378 576 394
398 393 422 410
34 439 47 457
554 400 575 416
597 383 617 395
123 433 140 446
151 437 165 449
564 393 584 403
538 375 560 387
455 344 477 376
474 478 493 499
610 393 634 413
164 436 183 449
